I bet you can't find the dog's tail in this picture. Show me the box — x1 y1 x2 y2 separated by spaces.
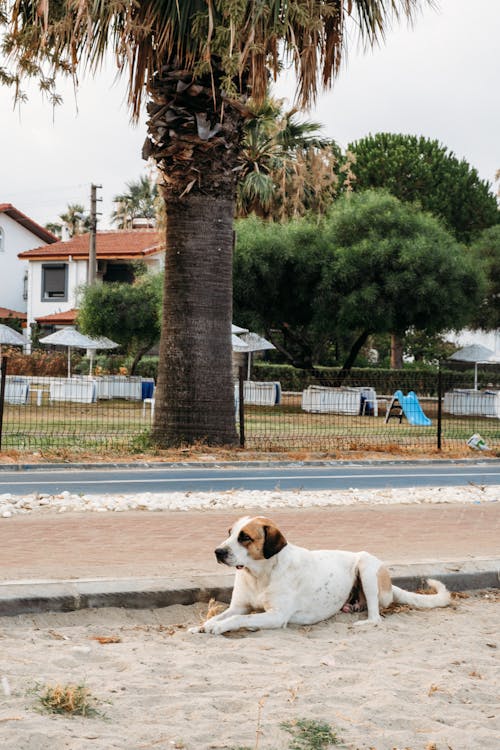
391 578 451 609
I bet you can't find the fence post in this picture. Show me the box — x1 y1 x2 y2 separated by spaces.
437 360 442 451
238 366 245 448
0 357 7 452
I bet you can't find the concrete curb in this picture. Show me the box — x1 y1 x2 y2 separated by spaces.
0 458 499 472
1 562 498 618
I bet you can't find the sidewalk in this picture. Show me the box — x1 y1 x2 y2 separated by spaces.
0 500 499 616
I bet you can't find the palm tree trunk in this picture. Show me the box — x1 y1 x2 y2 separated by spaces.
152 193 238 446
145 66 246 447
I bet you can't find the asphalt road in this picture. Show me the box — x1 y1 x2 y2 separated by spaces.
0 461 499 495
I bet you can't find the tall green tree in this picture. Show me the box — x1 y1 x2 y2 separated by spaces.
349 133 499 243
112 175 158 229
320 191 485 374
234 216 326 368
234 195 484 373
77 274 162 374
469 225 500 331
5 0 432 446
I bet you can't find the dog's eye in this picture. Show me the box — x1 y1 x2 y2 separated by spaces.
238 532 252 544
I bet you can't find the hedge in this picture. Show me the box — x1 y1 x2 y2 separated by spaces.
252 362 500 396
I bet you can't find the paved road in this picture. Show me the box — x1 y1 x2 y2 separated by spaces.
0 461 499 495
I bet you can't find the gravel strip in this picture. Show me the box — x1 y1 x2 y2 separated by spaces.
0 484 498 517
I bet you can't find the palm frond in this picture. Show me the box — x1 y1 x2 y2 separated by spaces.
4 1 433 115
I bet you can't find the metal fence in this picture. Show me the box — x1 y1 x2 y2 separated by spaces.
236 366 500 453
0 359 499 454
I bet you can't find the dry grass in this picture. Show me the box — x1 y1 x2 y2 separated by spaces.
204 598 226 620
0 441 484 466
91 635 122 644
34 682 101 717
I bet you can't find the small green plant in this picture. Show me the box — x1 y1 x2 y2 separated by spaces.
33 682 102 718
229 718 342 750
129 429 155 453
280 719 342 750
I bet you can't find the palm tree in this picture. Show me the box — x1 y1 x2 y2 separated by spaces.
236 98 345 220
112 175 158 229
5 1 432 446
59 203 91 237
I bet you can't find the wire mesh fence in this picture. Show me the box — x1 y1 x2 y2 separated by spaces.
0 359 498 454
238 365 500 452
0 365 155 452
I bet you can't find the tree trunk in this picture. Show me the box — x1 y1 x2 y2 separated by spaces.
129 340 155 376
334 330 370 386
266 324 314 370
144 65 247 447
390 333 404 369
152 195 237 446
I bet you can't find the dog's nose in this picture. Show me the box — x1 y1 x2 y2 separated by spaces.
215 547 228 562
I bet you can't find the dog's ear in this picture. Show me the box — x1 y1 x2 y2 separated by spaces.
263 524 287 559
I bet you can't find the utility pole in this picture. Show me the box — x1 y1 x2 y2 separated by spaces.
88 183 102 284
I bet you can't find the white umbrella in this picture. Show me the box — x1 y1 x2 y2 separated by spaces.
232 331 275 378
85 335 119 375
237 332 276 353
232 323 249 334
232 334 249 351
448 344 500 389
40 327 99 377
0 323 25 364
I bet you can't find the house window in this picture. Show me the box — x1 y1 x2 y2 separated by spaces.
42 264 67 300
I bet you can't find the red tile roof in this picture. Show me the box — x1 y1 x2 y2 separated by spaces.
0 306 27 320
35 309 78 325
18 230 164 260
0 204 59 244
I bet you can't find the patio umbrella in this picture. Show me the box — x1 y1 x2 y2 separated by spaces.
232 323 249 334
0 324 25 364
85 335 119 375
232 331 275 378
232 333 250 351
40 327 98 377
448 344 500 389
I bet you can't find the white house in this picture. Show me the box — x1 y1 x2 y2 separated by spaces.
18 229 165 337
0 203 58 319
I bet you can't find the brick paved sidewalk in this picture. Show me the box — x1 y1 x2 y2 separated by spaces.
0 501 498 583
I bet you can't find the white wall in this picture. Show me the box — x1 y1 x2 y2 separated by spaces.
145 255 164 272
28 257 88 325
0 213 38 312
27 251 164 326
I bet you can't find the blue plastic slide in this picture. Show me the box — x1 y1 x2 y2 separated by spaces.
394 390 432 426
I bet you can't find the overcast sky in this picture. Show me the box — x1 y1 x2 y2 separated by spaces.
1 0 498 231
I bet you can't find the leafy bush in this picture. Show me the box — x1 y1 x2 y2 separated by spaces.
252 362 500 395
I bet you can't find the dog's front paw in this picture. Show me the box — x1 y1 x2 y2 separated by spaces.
201 620 226 635
188 625 206 634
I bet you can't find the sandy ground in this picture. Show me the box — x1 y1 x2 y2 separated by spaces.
0 592 498 750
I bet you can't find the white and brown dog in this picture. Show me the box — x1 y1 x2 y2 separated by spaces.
190 515 451 635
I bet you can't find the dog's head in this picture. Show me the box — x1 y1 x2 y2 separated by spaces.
214 516 287 569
